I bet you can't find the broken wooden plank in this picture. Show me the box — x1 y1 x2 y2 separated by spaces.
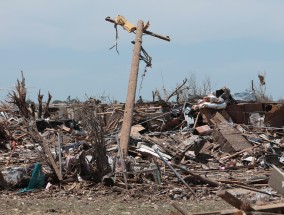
252 202 284 214
217 190 253 211
40 138 63 181
268 165 284 196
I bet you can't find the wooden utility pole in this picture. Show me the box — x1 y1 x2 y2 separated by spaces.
119 20 144 157
106 16 170 158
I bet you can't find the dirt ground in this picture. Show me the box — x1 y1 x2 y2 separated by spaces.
0 190 233 215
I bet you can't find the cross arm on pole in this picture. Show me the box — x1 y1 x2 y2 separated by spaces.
105 16 170 42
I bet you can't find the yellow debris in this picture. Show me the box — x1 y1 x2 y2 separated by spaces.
114 15 136 33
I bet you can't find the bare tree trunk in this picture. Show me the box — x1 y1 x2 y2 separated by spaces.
43 92 52 118
30 102 36 119
8 71 30 119
38 90 43 119
166 78 187 102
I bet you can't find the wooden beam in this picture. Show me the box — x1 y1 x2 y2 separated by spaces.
105 16 170 41
119 20 144 158
217 190 253 211
253 203 284 214
40 137 63 181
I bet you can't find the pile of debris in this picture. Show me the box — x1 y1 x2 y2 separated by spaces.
0 75 284 214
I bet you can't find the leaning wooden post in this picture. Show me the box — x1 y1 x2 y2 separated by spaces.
105 16 170 158
120 20 144 158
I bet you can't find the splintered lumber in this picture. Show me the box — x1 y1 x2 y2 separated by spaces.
268 165 284 196
212 123 252 154
40 138 63 181
27 125 62 181
217 190 253 211
172 164 220 187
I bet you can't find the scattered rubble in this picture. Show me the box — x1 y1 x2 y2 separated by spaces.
0 74 284 215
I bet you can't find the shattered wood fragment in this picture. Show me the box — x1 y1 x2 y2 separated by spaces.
212 123 252 154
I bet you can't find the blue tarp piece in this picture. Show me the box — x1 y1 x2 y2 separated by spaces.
19 163 45 193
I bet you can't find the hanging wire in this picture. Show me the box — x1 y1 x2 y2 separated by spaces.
109 24 120 54
137 44 152 97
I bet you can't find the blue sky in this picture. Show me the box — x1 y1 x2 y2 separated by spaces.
0 1 284 102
